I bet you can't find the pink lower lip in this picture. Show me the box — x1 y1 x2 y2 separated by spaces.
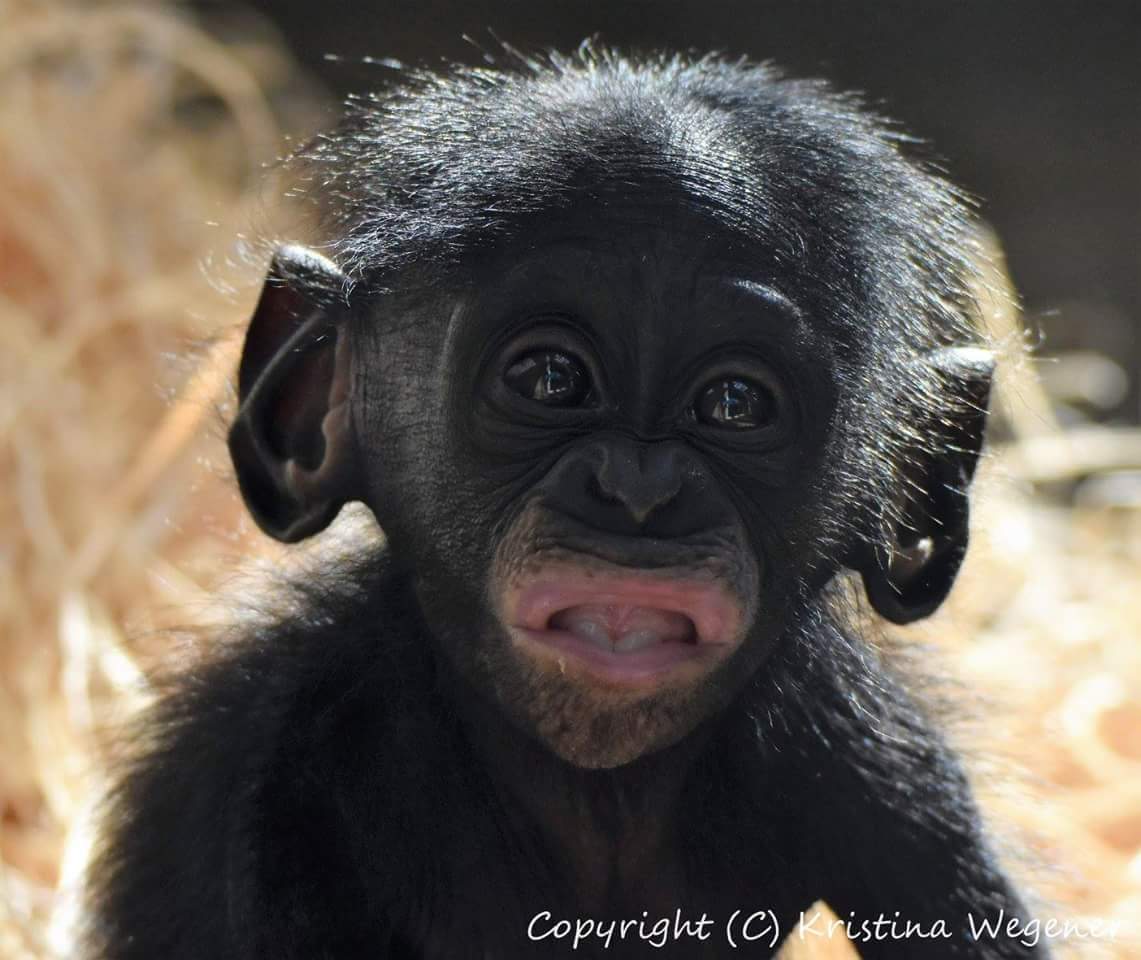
505 572 742 685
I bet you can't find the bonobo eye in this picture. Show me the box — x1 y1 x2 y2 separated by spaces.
503 349 592 407
692 378 777 430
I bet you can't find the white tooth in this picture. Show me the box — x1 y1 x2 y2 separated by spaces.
566 617 612 650
614 629 661 653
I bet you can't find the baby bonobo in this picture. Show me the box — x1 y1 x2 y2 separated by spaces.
86 50 1048 958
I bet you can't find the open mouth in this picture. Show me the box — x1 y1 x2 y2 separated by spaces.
550 604 697 652
504 571 743 684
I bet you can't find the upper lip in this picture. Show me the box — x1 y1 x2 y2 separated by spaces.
527 507 740 573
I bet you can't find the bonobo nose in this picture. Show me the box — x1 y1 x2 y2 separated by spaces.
540 437 722 539
593 440 684 525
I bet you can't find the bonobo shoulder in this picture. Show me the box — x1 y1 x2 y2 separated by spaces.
86 549 429 959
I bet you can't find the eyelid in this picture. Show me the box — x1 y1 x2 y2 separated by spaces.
674 351 786 408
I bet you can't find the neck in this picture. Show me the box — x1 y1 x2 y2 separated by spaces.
452 675 714 912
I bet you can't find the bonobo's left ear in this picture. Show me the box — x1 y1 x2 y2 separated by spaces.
858 347 995 624
228 245 361 543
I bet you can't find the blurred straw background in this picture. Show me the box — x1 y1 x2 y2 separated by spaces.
0 2 1137 958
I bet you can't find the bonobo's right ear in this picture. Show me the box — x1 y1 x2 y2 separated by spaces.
856 347 995 624
228 245 361 542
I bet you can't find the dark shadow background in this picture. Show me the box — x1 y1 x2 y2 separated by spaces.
197 0 1139 419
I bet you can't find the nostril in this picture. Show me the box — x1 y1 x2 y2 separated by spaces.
637 480 684 525
587 471 621 506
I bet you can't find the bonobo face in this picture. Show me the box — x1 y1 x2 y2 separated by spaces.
231 213 991 768
359 207 839 768
228 66 995 772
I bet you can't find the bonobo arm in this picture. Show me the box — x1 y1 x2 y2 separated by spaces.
84 552 423 960
819 762 1050 959
764 613 1051 959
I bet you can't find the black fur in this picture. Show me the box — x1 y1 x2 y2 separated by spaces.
88 552 1037 958
86 49 1048 959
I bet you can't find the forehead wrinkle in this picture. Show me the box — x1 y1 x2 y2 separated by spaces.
726 279 804 321
666 277 821 367
488 234 650 292
723 279 810 343
460 218 816 370
483 223 717 306
688 274 812 340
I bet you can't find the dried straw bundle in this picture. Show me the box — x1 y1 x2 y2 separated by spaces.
0 2 303 955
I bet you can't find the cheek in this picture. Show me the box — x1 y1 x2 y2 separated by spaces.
739 471 840 561
353 390 483 556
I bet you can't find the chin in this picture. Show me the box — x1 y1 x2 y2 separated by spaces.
505 659 718 769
